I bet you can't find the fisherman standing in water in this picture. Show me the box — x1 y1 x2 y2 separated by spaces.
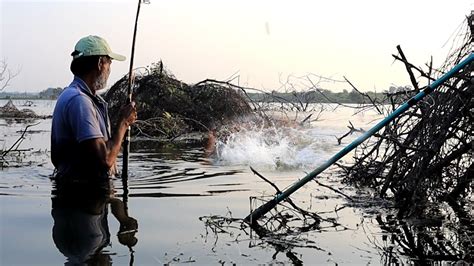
51 35 137 181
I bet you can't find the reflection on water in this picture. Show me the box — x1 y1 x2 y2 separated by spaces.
374 203 473 264
51 179 138 265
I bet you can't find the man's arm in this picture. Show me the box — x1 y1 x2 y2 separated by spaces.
79 102 137 173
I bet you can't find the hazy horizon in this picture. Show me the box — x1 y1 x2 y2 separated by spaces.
1 0 473 93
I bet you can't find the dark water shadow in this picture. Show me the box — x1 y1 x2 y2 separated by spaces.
200 195 332 265
340 186 473 265
373 202 473 264
0 117 45 125
200 182 473 265
51 179 138 265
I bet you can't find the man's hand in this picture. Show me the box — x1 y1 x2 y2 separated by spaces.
119 101 137 127
119 216 138 233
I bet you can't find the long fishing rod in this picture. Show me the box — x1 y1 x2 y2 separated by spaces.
122 0 144 178
244 52 474 225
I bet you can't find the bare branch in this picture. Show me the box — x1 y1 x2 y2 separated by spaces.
0 60 20 91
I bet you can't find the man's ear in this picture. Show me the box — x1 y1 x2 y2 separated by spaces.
97 57 103 72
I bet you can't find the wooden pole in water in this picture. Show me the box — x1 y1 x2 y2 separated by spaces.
244 52 474 225
122 0 143 178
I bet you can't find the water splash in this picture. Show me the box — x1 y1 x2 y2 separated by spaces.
214 124 337 170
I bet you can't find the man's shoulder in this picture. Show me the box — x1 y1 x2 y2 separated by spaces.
56 85 92 108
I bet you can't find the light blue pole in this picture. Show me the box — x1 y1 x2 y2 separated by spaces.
245 53 474 224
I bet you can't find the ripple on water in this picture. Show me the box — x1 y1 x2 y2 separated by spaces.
112 148 244 198
0 166 54 197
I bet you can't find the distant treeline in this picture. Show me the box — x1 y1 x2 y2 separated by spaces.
246 89 387 104
2 87 400 104
0 87 64 100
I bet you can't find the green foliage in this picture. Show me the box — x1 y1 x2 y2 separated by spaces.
38 87 64 99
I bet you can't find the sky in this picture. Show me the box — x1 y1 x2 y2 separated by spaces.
1 0 473 93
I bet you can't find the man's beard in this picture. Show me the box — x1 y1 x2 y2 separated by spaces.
93 72 108 91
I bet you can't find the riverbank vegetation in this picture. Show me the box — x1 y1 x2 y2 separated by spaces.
0 87 64 100
1 85 397 103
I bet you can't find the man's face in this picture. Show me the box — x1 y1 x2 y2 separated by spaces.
95 57 112 91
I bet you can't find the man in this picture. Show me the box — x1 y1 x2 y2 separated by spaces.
51 35 137 181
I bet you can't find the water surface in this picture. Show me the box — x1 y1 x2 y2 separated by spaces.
1 99 467 265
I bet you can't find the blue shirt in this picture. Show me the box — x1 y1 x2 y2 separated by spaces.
51 77 112 179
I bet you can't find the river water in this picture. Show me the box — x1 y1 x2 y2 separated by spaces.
0 99 462 265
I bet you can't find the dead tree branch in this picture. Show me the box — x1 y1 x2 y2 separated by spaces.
339 19 473 218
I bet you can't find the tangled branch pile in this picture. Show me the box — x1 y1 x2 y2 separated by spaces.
0 99 40 119
104 63 252 140
340 18 473 216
